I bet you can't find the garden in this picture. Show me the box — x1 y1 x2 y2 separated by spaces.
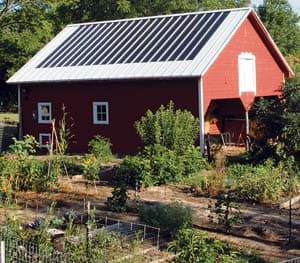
0 94 300 262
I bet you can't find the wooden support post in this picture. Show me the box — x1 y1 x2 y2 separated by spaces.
198 78 205 154
17 84 22 140
245 110 250 151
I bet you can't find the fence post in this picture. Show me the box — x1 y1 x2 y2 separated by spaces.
0 241 5 263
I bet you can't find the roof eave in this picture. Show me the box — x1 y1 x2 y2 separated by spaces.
248 10 294 78
6 74 200 85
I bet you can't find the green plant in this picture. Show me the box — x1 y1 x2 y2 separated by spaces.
0 156 58 192
168 228 238 263
88 135 113 162
135 101 199 155
61 156 84 175
138 202 193 237
117 155 153 188
106 181 128 212
211 190 241 233
9 135 38 158
181 145 209 176
145 144 184 184
58 104 74 154
226 160 289 203
82 154 101 181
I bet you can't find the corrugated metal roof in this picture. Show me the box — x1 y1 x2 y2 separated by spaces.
8 8 255 83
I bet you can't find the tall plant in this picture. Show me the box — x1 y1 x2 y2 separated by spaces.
135 101 199 155
58 104 74 155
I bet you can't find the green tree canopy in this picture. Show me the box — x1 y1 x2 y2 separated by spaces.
257 0 300 56
200 0 250 10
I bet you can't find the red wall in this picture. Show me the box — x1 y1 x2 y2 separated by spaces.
21 79 198 154
203 16 285 112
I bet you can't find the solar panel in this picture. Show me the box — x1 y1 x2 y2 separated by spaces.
37 11 230 68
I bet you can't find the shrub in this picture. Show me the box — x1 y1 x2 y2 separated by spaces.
135 101 199 155
168 228 239 263
181 145 209 176
138 202 193 236
117 155 153 188
226 160 289 202
145 144 183 184
9 135 38 158
106 181 128 212
88 135 113 162
62 156 84 175
0 157 58 192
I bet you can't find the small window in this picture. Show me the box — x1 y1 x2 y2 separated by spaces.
39 133 51 148
238 52 256 95
93 102 109 124
38 102 52 123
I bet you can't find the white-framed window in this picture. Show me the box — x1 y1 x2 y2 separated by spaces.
38 102 52 123
39 133 51 148
238 52 256 95
93 102 109 124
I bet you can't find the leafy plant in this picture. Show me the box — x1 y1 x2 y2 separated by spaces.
106 184 128 212
139 202 193 237
226 160 290 203
145 144 183 184
0 156 58 192
88 135 113 162
117 155 153 188
135 101 199 155
168 228 238 263
61 156 84 175
210 190 241 233
181 145 210 176
9 135 38 158
82 154 101 181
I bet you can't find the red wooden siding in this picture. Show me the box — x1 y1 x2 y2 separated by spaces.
203 16 284 113
21 79 198 154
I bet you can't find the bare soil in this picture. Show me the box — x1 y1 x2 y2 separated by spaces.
1 175 300 262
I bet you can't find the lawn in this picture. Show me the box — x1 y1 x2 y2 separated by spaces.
0 112 18 124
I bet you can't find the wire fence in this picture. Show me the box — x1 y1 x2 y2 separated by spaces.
0 235 74 263
0 216 160 263
281 258 300 263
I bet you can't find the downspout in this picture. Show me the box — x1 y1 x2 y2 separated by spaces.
197 78 205 154
17 84 23 140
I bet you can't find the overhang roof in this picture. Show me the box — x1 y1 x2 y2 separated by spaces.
7 8 293 84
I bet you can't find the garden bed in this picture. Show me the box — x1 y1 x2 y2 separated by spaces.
1 175 300 262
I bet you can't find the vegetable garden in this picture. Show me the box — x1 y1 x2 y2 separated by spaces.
0 100 299 262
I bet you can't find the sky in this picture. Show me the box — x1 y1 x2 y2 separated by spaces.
251 0 300 14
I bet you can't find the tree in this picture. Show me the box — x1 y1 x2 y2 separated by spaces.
251 77 300 161
257 0 300 56
51 0 200 33
200 0 250 10
0 0 54 110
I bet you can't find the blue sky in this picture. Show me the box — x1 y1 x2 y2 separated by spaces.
251 0 300 14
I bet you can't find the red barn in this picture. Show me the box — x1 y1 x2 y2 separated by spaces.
7 8 293 154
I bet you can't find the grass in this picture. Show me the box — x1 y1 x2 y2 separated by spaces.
0 112 18 124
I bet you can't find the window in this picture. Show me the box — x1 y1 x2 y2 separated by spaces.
238 52 256 95
38 102 52 123
93 102 109 124
39 133 51 148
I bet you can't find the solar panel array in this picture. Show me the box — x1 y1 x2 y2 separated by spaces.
38 11 229 68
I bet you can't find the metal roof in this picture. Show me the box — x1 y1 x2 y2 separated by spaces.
7 8 264 83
